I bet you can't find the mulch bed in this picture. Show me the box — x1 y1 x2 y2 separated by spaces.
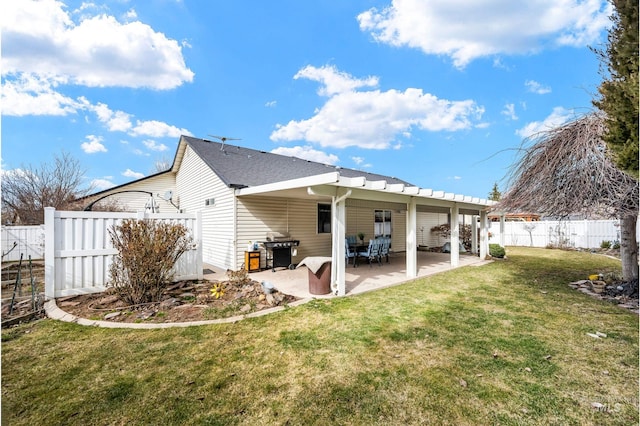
57 278 299 324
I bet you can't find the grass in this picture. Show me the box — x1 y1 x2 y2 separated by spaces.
2 247 638 425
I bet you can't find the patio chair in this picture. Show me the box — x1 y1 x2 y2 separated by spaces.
346 235 357 247
379 237 390 263
345 238 357 267
357 239 382 267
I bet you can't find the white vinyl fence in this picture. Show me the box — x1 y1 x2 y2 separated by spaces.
44 207 202 299
1 225 45 261
489 220 621 249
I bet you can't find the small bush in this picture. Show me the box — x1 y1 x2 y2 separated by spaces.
489 243 506 258
600 240 612 249
108 219 194 305
430 223 473 250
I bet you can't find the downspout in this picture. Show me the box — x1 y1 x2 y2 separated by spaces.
233 189 239 270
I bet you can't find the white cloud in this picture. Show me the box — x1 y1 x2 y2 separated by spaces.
122 169 145 179
89 102 133 132
516 106 574 139
294 65 379 96
1 0 194 89
81 135 107 153
143 139 169 151
1 73 82 116
130 120 191 138
271 65 483 149
351 156 365 165
357 0 612 68
501 103 518 120
270 146 340 165
265 100 277 107
91 178 115 190
525 80 552 94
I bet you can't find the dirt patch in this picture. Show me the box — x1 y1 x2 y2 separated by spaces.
57 278 299 324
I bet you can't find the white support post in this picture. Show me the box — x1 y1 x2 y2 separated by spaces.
479 210 488 259
471 214 478 254
499 213 506 247
406 198 417 279
331 189 348 296
44 207 55 300
450 203 460 267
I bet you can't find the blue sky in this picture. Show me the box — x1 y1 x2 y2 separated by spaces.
2 0 612 199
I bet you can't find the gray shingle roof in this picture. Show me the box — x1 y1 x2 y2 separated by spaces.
183 136 413 188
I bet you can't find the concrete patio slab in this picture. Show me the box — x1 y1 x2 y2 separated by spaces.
207 251 492 299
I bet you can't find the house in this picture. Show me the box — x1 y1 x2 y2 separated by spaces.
83 135 494 295
488 212 540 222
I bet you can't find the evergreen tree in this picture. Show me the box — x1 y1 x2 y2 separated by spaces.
593 0 639 178
488 182 501 201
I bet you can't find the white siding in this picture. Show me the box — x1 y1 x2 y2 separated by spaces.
345 199 407 252
175 146 236 270
416 212 475 248
417 212 449 248
236 196 330 270
87 173 177 213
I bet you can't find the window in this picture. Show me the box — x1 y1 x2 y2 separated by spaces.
374 209 392 237
317 203 331 233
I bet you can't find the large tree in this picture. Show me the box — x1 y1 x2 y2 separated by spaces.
497 1 639 282
497 114 638 280
592 0 639 178
1 151 92 225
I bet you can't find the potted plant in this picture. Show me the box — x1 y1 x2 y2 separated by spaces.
357 232 365 244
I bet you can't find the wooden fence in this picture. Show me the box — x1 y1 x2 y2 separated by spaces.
44 208 202 299
489 219 621 249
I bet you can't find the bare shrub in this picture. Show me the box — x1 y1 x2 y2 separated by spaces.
108 219 194 305
430 223 472 250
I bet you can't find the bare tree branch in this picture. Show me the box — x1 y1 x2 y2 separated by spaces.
1 151 93 224
496 112 639 219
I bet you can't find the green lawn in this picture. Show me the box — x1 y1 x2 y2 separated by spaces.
2 247 638 425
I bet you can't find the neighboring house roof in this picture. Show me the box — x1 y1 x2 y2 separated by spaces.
181 136 412 189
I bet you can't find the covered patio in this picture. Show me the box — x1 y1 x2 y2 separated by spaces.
236 172 495 297
246 250 492 299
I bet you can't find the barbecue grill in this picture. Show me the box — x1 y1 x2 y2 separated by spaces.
261 232 300 271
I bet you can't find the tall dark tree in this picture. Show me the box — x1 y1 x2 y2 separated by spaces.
1 151 92 224
498 1 639 281
592 0 639 178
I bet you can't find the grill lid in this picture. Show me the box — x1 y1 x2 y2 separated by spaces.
266 231 290 241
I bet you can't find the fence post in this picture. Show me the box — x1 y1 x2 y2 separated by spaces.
195 210 204 280
44 207 55 300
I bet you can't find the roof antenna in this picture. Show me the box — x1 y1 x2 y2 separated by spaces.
208 135 242 151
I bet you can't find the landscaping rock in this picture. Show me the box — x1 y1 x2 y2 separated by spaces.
160 298 179 308
104 312 121 320
266 294 275 306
